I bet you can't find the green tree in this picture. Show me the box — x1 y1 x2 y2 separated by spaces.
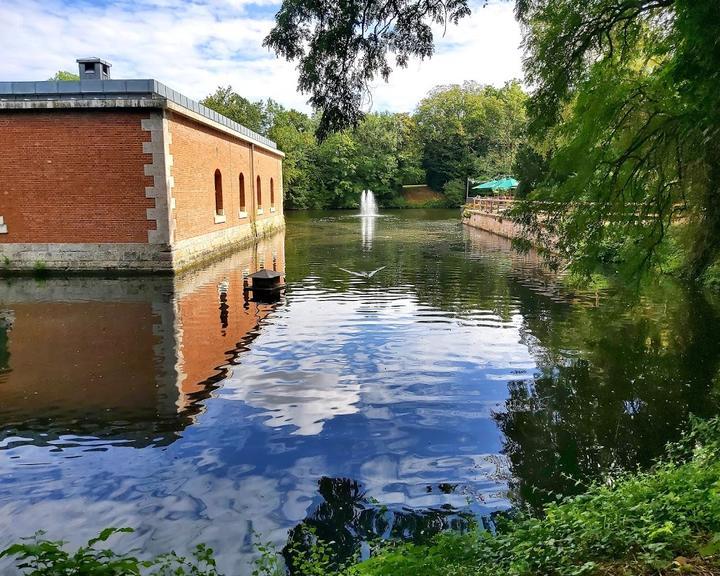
201 86 267 134
351 114 404 204
395 113 425 186
513 143 548 198
312 131 359 208
49 71 79 81
264 0 471 138
268 107 318 209
415 81 527 196
518 0 720 281
415 83 479 191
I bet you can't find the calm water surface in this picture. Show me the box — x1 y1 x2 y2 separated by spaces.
1 210 719 573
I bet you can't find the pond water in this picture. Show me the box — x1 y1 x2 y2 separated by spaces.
1 209 719 573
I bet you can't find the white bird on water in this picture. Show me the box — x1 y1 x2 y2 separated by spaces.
336 266 386 279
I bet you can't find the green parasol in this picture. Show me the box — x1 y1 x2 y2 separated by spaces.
472 177 519 191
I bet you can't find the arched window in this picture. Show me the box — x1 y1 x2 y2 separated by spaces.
239 173 246 213
256 176 262 209
270 178 275 206
214 169 224 216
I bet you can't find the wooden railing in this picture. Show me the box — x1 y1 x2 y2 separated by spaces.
467 196 516 215
466 197 676 219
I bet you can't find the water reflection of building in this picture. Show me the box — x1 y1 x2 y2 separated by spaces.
0 231 285 449
173 235 285 398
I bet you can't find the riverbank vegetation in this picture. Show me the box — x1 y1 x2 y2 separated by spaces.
201 82 527 210
350 416 720 576
4 417 719 575
513 0 720 285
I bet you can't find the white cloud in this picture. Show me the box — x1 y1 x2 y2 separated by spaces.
373 2 524 111
0 0 522 113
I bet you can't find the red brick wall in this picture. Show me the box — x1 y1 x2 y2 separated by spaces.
167 112 283 243
0 110 155 244
255 150 283 214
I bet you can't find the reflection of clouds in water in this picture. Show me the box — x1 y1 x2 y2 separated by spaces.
223 369 360 436
357 453 511 510
214 292 535 439
0 216 554 575
0 449 324 575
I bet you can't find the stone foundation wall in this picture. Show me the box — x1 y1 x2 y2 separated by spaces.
171 213 285 273
0 243 173 273
463 210 523 239
0 216 284 273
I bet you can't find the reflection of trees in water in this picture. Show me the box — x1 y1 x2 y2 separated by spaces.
497 284 720 510
288 213 720 513
283 477 477 573
0 312 11 374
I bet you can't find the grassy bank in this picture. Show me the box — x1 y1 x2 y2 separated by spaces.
3 418 719 575
354 417 720 576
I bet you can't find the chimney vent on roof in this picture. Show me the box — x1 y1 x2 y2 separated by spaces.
76 58 112 80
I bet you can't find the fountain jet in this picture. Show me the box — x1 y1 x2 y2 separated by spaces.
360 190 378 217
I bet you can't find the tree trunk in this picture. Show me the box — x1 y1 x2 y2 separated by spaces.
686 143 720 280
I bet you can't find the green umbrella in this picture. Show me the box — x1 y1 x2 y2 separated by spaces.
472 177 519 191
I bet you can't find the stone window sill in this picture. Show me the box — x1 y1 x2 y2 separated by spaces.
257 208 264 215
214 213 226 224
239 210 248 219
270 207 276 213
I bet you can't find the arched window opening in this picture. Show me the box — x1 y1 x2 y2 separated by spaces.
270 178 275 207
256 176 262 209
214 169 224 216
239 173 246 213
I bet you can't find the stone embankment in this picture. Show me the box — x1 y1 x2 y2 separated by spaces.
462 197 523 239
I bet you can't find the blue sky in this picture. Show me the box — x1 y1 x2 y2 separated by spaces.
0 0 523 112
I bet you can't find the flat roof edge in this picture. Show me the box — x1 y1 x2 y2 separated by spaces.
0 79 278 150
0 97 165 111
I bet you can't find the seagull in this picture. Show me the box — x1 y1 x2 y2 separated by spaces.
336 266 386 278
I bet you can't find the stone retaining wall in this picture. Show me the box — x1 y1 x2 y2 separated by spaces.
463 209 523 240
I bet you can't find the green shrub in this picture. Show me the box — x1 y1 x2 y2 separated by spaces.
441 179 467 208
356 416 720 576
0 527 219 575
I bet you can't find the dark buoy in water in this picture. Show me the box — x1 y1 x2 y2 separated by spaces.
244 269 285 302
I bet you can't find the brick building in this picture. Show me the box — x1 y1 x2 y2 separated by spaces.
0 58 285 272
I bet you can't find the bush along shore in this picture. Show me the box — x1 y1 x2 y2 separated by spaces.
3 417 719 575
352 417 720 576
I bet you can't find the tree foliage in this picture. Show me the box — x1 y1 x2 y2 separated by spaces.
518 0 720 281
202 83 528 210
261 0 720 283
415 81 527 193
200 86 268 134
264 0 471 138
48 71 79 81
